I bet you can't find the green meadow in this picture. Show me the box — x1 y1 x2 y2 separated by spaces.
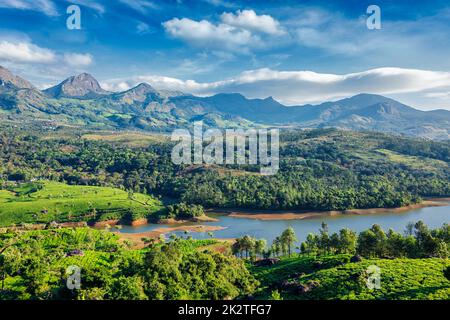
0 181 164 226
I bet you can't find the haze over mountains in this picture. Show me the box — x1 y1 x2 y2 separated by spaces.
0 66 449 140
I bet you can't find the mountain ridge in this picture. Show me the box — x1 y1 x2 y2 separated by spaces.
1 66 449 139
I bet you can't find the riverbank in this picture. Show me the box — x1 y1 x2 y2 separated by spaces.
116 225 226 249
209 200 450 221
92 214 218 228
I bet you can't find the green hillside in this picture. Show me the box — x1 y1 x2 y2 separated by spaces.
1 127 449 213
251 255 450 300
0 228 256 300
0 181 164 226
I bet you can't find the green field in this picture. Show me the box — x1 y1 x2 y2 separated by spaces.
81 132 169 148
251 255 450 300
0 181 164 226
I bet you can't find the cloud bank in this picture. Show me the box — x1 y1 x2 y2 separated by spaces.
0 39 93 67
100 67 450 107
0 40 56 63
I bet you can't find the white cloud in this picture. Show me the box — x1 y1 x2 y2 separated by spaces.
163 17 260 52
221 10 285 35
119 0 158 13
0 0 58 16
0 39 95 84
69 0 105 14
101 67 450 108
64 53 93 67
0 40 56 63
163 10 285 52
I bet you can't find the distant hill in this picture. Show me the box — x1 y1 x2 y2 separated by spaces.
1 66 449 139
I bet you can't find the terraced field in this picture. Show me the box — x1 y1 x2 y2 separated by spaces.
251 255 450 300
0 181 164 226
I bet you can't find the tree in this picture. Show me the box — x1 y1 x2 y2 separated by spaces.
271 237 282 257
370 224 387 257
241 235 256 259
254 239 267 259
337 228 357 254
300 242 308 255
232 239 243 258
281 227 297 257
357 229 378 257
304 233 319 256
107 276 147 300
318 222 330 254
435 241 449 259
414 221 439 257
386 229 407 258
142 241 258 299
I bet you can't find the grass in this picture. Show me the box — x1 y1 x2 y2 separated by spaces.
0 181 164 227
82 132 169 147
375 149 448 172
250 254 450 300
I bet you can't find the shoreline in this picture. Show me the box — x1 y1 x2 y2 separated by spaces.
4 198 449 231
208 200 450 221
92 214 218 228
116 225 225 249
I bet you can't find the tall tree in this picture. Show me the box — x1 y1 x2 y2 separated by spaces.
281 227 297 257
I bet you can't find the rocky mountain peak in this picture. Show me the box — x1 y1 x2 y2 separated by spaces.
0 65 35 90
44 73 108 99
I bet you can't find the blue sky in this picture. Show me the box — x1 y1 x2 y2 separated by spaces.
1 0 450 109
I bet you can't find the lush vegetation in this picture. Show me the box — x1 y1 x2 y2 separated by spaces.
0 227 257 300
0 126 449 300
164 203 205 219
0 181 164 227
1 222 449 300
245 222 450 300
251 255 450 300
230 221 450 262
1 127 449 215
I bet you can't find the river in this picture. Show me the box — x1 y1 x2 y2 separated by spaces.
118 203 450 243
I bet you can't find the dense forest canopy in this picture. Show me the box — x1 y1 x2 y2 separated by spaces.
1 127 449 214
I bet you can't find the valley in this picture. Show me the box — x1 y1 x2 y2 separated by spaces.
1 67 449 302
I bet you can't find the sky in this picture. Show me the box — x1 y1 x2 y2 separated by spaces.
1 0 450 110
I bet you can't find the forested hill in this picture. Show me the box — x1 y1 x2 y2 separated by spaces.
1 127 449 214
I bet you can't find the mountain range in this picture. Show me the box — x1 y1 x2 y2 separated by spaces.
1 66 449 140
